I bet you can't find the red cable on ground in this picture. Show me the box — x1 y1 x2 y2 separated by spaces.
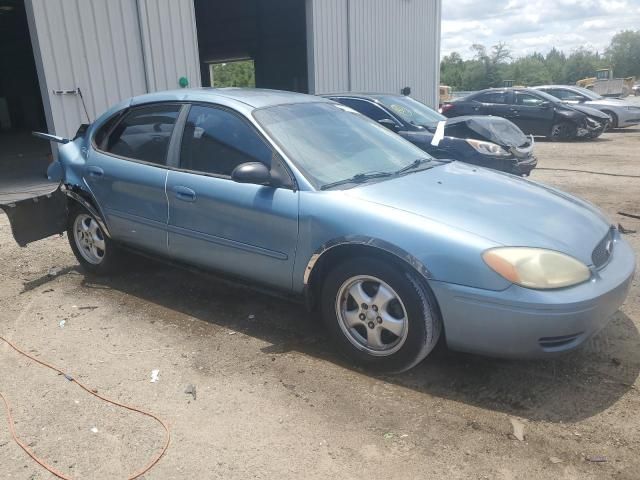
0 335 170 480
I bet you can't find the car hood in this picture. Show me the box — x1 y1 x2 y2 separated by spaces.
444 116 529 148
345 162 610 264
588 98 638 108
566 103 611 120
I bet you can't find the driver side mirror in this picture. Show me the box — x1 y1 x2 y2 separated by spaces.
540 101 552 109
378 118 400 132
231 162 273 186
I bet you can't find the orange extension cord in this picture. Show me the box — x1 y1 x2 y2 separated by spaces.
0 335 170 480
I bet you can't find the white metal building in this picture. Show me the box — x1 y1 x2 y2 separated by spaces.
0 0 441 141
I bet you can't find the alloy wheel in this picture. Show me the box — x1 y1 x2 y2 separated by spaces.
73 214 106 265
335 275 409 356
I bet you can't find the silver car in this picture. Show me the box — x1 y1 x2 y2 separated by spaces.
534 85 640 128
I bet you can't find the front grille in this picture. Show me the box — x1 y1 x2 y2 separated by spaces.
592 228 615 269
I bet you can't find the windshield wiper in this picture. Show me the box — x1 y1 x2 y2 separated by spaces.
394 158 433 175
320 171 393 190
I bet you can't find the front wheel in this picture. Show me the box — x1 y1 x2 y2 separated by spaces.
321 257 442 373
67 205 119 274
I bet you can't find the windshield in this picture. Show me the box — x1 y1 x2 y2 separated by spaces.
376 95 446 128
571 86 603 100
529 89 563 104
254 102 435 189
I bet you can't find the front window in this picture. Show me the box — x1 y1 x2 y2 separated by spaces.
571 86 602 100
254 102 435 189
375 95 446 128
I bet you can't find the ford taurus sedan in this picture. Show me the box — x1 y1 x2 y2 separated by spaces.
1 88 634 372
325 93 537 176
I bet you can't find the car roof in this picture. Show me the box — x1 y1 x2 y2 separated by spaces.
533 85 580 90
128 88 332 110
321 92 402 100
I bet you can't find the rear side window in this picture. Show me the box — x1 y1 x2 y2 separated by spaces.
179 105 273 177
102 105 181 165
474 92 509 104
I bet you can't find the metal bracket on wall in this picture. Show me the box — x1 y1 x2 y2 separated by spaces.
52 89 80 95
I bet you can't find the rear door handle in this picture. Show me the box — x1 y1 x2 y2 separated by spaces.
86 166 104 177
173 186 196 202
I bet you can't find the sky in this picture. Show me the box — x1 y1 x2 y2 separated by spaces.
441 0 640 59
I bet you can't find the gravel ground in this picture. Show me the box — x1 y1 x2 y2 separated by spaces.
0 124 639 479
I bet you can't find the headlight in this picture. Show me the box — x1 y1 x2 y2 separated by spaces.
586 117 601 127
482 247 591 289
465 139 511 157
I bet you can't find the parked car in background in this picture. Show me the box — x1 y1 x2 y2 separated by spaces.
633 83 640 96
441 88 611 140
1 89 634 372
325 93 536 176
533 85 640 128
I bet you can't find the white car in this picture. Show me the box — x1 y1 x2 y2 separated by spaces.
534 85 640 128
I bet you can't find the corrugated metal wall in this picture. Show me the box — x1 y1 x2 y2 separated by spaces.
137 0 201 92
307 0 441 107
25 0 201 139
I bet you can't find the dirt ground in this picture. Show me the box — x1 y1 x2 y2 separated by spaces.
1 123 639 479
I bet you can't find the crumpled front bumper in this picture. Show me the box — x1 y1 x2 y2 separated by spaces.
577 117 609 138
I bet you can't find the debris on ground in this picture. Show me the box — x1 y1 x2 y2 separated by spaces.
90 427 99 434
47 267 62 277
150 369 160 383
586 455 607 463
78 306 98 311
185 384 197 400
228 331 237 335
509 418 525 441
58 320 66 328
549 457 563 464
383 432 394 439
618 223 636 234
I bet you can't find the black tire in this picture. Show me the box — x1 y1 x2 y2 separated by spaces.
601 110 618 129
549 122 576 141
67 204 120 274
321 256 442 373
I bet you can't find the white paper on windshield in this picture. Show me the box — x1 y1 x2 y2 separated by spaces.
431 120 446 146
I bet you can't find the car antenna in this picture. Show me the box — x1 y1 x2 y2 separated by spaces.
77 87 92 123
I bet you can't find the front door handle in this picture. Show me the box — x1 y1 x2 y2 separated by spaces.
173 186 196 202
86 166 104 177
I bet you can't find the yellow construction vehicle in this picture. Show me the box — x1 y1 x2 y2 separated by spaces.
576 68 636 97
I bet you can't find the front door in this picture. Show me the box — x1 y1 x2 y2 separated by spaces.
166 104 299 290
85 104 183 253
511 91 555 135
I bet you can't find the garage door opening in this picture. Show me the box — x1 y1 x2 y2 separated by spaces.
0 0 50 203
194 0 308 93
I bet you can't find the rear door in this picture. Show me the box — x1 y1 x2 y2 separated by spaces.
512 91 554 135
166 104 299 290
471 91 512 118
86 103 183 254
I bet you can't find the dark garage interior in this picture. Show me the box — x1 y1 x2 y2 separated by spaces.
194 0 309 93
0 0 51 204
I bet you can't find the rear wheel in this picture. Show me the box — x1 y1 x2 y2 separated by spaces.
321 257 441 373
602 110 618 129
68 205 119 274
549 122 576 141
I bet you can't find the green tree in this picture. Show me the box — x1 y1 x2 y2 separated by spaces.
211 60 255 88
562 48 604 83
605 30 640 77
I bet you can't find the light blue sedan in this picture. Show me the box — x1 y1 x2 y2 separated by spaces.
2 88 635 372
